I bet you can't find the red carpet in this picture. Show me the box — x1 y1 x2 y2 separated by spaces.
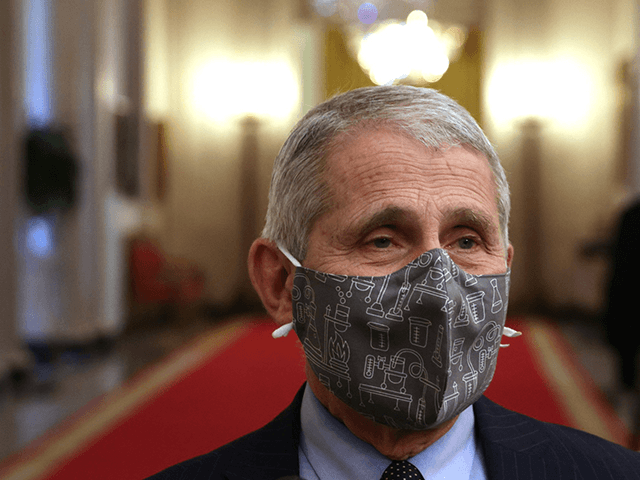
0 316 629 480
50 318 307 480
484 318 570 425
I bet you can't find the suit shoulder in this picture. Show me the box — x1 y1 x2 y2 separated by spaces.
539 419 640 461
533 419 640 478
475 397 640 478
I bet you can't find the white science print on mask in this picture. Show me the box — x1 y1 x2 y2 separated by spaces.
274 245 521 431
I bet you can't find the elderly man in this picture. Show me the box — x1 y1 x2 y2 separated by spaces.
149 86 640 479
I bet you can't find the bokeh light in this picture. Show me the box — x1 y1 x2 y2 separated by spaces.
27 217 54 258
357 3 378 25
313 0 338 17
487 58 592 127
356 10 461 86
192 60 299 121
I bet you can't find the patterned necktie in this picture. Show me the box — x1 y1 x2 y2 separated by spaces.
380 460 425 480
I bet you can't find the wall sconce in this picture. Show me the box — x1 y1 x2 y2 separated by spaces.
192 59 300 123
191 58 300 306
486 58 592 129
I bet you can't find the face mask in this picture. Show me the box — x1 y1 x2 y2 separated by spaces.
273 245 520 431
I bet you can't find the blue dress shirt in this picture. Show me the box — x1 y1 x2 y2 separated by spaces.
299 384 488 480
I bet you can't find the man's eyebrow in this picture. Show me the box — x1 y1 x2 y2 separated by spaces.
444 207 498 234
340 206 419 242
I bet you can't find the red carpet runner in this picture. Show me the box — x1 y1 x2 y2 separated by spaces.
0 316 630 480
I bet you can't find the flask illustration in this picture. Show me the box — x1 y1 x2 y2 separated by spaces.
490 278 503 313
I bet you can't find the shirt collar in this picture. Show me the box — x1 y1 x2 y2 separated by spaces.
299 383 483 480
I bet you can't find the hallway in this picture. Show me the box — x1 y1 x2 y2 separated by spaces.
0 315 217 465
1 313 638 472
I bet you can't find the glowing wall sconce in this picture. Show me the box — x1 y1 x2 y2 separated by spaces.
192 59 300 122
191 58 300 305
486 58 592 128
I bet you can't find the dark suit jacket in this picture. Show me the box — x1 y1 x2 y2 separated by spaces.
147 385 640 480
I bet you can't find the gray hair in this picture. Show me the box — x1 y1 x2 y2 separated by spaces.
262 85 510 260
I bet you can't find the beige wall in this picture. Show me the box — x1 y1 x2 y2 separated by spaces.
483 0 639 312
145 0 317 305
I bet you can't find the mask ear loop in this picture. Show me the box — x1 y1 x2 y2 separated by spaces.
271 243 301 339
277 242 302 268
500 326 522 348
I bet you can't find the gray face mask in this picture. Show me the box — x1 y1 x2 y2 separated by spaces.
273 246 520 431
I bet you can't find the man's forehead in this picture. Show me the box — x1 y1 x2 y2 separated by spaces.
317 133 501 236
326 127 487 174
323 130 496 198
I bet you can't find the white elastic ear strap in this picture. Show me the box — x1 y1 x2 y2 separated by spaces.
272 323 294 338
272 243 300 338
500 326 522 348
277 242 302 267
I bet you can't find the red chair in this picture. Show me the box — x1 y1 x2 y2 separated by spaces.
128 236 205 325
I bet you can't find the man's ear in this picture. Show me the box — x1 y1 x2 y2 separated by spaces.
506 243 514 268
248 238 295 326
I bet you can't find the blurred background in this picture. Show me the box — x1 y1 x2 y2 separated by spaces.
1 0 639 468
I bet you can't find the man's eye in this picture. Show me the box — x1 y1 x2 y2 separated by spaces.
457 237 476 250
372 237 392 248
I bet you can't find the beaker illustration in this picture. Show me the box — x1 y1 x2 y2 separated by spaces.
467 291 486 324
367 322 390 351
408 317 431 347
490 278 503 313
